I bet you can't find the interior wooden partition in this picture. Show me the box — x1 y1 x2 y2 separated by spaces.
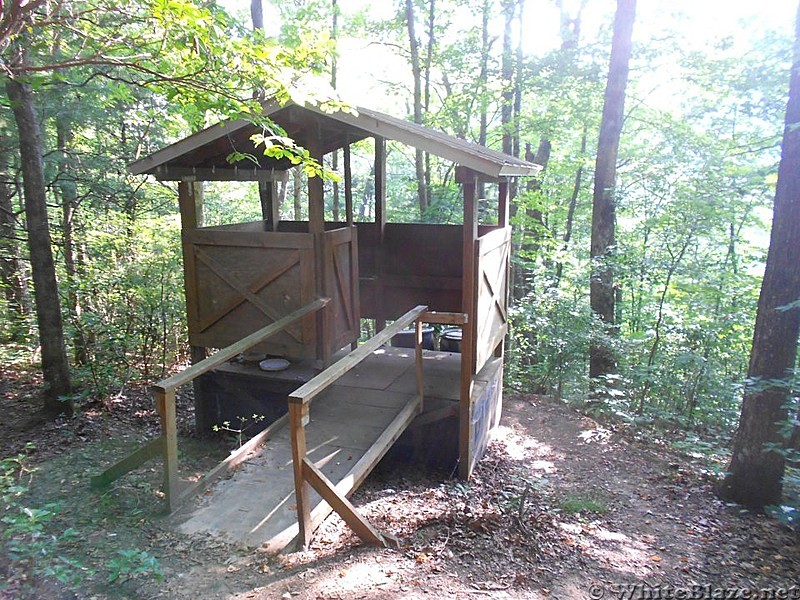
183 220 359 362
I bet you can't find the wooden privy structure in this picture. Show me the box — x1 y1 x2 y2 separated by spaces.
94 101 540 551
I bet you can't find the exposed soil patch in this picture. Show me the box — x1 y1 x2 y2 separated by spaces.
1 368 798 599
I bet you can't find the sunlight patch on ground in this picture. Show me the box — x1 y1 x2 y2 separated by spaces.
491 425 557 471
577 426 612 444
315 559 398 596
560 521 657 578
591 527 629 543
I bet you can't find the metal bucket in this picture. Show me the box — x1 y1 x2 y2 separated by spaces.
391 326 435 350
439 328 462 353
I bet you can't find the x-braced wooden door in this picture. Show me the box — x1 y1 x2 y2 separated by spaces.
183 228 318 359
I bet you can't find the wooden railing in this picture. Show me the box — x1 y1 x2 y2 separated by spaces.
288 304 429 549
92 298 330 512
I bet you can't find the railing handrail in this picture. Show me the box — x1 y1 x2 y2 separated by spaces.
289 304 428 406
152 297 330 393
288 303 429 549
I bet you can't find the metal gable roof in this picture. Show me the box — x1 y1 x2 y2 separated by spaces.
129 101 542 180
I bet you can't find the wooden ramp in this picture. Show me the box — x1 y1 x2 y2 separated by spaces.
173 347 431 552
92 304 490 551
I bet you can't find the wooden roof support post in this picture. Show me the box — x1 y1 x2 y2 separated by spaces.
457 166 479 480
374 137 387 239
498 180 509 228
178 180 204 229
178 181 204 327
259 179 280 231
374 136 387 331
307 127 332 366
344 136 354 226
177 180 210 426
307 136 325 235
344 135 357 349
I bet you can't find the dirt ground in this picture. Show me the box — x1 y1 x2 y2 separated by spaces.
1 365 799 599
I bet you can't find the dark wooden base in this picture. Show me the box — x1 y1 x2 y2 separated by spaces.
385 398 459 470
195 347 503 473
194 368 297 436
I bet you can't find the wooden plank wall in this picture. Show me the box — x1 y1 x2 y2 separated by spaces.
356 223 464 319
184 223 360 362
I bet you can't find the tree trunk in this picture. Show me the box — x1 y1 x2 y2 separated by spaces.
718 3 800 509
589 0 635 380
557 0 587 51
250 0 263 31
477 0 489 150
330 0 340 221
502 0 522 301
423 0 434 210
474 0 490 202
512 139 550 300
512 0 524 202
551 2 586 288
524 139 550 235
55 114 88 365
359 161 375 221
7 75 72 414
500 0 514 158
405 0 428 216
638 235 693 412
555 127 587 287
293 168 303 221
251 0 281 220
0 149 31 333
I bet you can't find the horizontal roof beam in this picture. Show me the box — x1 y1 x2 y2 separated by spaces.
151 166 290 182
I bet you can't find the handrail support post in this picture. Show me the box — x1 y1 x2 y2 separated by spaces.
91 298 331 512
289 401 312 549
414 318 425 413
155 387 179 511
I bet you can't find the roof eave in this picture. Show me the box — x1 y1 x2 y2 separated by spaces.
309 106 541 180
498 164 543 178
128 119 252 175
129 100 544 180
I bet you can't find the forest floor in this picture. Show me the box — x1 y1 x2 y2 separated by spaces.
1 359 799 599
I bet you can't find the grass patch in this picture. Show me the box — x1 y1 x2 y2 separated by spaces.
560 493 607 515
0 434 208 597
